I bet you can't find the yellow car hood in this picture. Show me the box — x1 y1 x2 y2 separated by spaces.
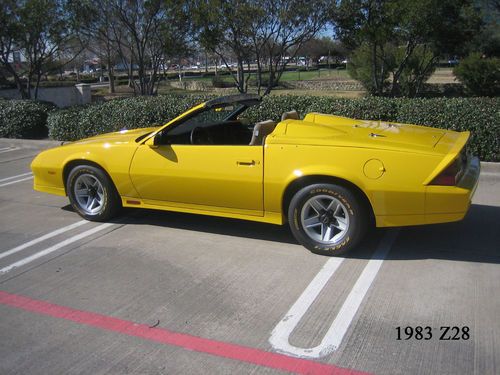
69 127 159 146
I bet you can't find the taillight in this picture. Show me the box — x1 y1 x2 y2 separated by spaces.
429 157 465 186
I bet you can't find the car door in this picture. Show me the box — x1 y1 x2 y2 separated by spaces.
129 142 264 216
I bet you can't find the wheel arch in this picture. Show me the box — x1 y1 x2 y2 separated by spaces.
63 159 116 194
282 175 375 226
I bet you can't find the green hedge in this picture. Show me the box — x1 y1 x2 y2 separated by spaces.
245 96 499 161
47 95 215 141
46 94 499 161
0 99 54 138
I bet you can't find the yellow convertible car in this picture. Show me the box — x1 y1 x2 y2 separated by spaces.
31 94 480 255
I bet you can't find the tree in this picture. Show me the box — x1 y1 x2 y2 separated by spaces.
194 0 329 95
334 0 397 95
293 37 340 65
486 0 500 12
0 0 27 97
110 0 192 96
68 0 120 93
334 0 482 97
194 0 256 93
454 53 500 96
469 0 500 57
252 0 329 94
347 42 394 94
0 0 83 99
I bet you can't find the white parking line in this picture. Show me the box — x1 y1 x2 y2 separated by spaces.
0 172 33 183
0 147 20 154
0 176 33 187
0 223 115 275
269 229 399 358
0 220 89 261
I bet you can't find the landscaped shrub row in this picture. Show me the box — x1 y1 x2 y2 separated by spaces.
244 96 499 161
0 99 54 138
47 95 214 141
47 94 499 161
2 94 498 161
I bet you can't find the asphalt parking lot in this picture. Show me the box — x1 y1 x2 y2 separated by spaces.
1 139 499 375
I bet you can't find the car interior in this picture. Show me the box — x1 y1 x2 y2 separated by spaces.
155 102 299 146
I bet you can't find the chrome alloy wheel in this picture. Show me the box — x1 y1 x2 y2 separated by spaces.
73 174 105 215
300 195 350 244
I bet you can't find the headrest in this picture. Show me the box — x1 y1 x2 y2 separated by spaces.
281 110 299 121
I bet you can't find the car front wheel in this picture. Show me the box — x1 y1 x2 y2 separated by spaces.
67 165 121 221
288 183 368 256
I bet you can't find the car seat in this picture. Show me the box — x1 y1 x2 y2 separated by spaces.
249 120 277 145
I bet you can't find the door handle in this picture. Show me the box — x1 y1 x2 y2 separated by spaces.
237 160 259 166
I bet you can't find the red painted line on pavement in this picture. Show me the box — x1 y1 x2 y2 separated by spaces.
0 290 369 375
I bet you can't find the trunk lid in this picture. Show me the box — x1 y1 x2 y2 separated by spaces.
305 113 446 149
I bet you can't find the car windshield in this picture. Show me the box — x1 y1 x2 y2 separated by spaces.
168 104 245 136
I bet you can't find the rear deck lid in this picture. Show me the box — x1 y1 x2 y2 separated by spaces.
305 113 447 149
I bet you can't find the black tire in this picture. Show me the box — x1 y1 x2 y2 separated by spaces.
67 165 121 221
288 183 368 256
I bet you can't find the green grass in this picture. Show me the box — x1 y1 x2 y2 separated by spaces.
91 67 455 100
175 68 352 84
278 69 351 81
269 88 365 98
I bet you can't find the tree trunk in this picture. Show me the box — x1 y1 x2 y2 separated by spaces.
390 41 415 97
128 57 134 89
138 61 146 95
5 64 28 98
26 74 32 99
255 56 263 95
237 59 245 93
263 56 274 95
371 43 380 96
108 66 115 94
34 72 42 99
16 78 28 99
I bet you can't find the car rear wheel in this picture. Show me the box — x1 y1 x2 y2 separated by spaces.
67 165 121 221
288 183 368 256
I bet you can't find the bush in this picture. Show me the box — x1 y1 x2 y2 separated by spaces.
454 53 500 97
247 74 279 88
46 94 499 161
211 75 234 88
0 99 54 138
245 96 499 161
392 97 499 162
47 94 215 141
348 43 392 95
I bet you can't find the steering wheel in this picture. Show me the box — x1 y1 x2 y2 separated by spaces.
190 126 214 145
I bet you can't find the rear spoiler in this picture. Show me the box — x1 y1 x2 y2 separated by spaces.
423 131 470 185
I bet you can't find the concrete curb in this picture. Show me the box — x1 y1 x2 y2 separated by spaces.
480 162 500 174
0 138 61 149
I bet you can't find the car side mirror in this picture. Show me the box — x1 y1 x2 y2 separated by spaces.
149 131 172 147
146 132 161 148
153 132 162 146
